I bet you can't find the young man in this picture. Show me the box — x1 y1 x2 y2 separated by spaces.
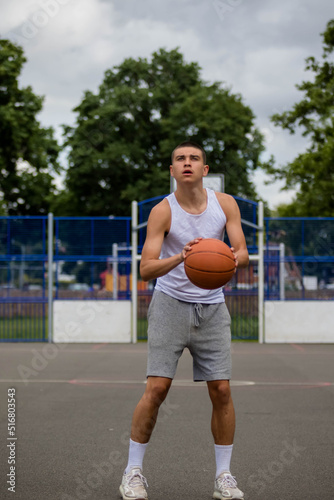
120 141 249 500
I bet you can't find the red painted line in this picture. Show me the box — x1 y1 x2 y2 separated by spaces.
91 343 108 351
290 343 305 352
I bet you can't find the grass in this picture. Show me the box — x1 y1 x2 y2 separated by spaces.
137 315 258 341
0 317 46 341
0 315 258 342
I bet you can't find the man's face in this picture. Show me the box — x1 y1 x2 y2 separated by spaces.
170 147 209 183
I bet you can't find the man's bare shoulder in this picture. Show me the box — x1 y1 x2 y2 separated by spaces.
215 192 235 203
215 192 239 214
149 198 170 217
147 198 171 230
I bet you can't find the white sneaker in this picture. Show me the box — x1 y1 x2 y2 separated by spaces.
213 471 244 499
119 467 148 500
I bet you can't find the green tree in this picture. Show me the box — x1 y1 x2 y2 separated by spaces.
61 48 266 216
0 39 60 215
266 20 334 216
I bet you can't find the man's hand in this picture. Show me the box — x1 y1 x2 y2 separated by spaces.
180 237 203 261
230 246 238 272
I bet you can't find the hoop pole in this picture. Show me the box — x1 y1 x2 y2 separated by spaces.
131 201 138 344
47 213 53 343
258 202 264 344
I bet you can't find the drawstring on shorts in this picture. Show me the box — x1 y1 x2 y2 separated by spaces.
194 303 203 327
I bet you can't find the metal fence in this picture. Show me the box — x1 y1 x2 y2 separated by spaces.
264 217 334 300
53 216 132 299
1 213 333 342
0 216 131 342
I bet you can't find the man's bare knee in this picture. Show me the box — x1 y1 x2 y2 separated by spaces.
145 377 172 407
208 380 231 406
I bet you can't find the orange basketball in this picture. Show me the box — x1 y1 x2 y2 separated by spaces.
184 238 235 289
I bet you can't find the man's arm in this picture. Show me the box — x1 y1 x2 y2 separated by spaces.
140 199 200 281
217 193 249 269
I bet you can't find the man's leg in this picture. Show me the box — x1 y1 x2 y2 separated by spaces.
120 377 173 499
207 379 235 473
208 380 244 499
207 379 235 445
131 376 172 443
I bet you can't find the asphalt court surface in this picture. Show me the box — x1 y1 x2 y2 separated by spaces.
0 342 333 499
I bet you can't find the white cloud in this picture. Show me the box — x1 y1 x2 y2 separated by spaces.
252 169 297 209
256 3 300 25
0 1 37 33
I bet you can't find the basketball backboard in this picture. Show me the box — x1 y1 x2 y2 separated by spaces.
170 173 224 193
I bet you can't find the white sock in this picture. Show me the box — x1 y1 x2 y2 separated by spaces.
214 444 233 478
125 439 148 474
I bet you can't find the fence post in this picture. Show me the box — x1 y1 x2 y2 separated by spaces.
112 243 118 300
279 242 285 301
258 202 264 344
48 213 53 343
131 201 138 344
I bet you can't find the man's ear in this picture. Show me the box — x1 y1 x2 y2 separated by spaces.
203 164 209 177
170 165 174 177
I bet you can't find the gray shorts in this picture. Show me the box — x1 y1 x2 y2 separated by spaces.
146 290 232 382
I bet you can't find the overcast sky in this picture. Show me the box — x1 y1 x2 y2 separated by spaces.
1 0 333 209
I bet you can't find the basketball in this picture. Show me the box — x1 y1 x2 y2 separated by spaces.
184 238 236 289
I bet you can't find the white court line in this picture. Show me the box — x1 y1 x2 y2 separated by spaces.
0 346 148 353
0 379 332 387
0 379 70 384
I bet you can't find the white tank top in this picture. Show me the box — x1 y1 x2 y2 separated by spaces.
155 188 227 303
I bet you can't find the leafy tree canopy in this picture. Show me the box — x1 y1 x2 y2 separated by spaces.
0 39 60 215
61 48 267 216
266 20 334 216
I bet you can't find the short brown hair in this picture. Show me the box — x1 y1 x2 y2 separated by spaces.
171 141 206 164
